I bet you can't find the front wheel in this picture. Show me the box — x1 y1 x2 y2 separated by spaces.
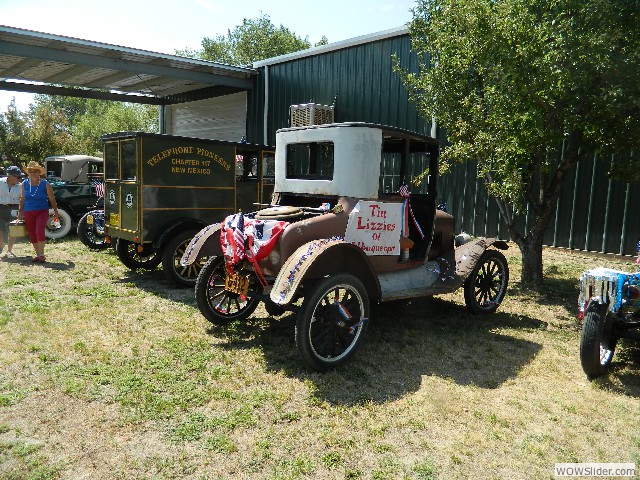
580 305 618 379
463 250 509 314
195 257 261 325
115 238 162 270
77 211 108 250
161 230 206 287
295 274 369 371
45 208 72 239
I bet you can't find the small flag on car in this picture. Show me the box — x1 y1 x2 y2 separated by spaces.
92 179 105 197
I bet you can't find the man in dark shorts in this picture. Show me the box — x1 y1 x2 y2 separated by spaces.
0 165 23 257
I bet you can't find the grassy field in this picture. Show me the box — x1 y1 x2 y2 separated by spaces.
0 237 639 479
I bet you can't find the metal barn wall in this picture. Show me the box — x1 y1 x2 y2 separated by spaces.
438 154 640 257
246 30 637 258
247 33 435 147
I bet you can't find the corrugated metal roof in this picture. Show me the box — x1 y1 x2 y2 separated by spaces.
252 26 409 67
0 25 256 105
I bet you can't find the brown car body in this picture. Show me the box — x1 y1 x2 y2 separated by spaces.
183 123 509 370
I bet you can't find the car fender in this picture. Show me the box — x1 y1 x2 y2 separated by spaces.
455 237 509 282
270 238 381 306
152 218 208 250
180 223 224 266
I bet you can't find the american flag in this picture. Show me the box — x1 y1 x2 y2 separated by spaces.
397 182 425 239
233 212 245 262
92 179 105 197
221 212 288 271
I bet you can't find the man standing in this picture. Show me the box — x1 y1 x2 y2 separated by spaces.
0 165 23 257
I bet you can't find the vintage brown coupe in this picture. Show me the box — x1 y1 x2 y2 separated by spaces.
182 123 509 370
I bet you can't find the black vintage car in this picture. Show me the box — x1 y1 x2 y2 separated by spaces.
44 154 104 239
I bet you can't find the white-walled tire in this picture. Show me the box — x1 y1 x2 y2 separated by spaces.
45 208 72 239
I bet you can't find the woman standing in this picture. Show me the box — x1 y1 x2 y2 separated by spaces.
17 161 60 263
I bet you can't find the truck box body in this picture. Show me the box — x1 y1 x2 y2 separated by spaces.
102 131 274 244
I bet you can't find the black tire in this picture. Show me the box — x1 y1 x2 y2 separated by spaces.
580 305 618 379
44 208 73 239
295 274 369 371
115 238 162 270
195 256 261 325
463 250 509 314
77 211 108 250
161 230 205 287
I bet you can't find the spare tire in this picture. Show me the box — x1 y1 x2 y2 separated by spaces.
255 205 303 221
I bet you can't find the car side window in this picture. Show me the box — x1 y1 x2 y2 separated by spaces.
379 152 402 194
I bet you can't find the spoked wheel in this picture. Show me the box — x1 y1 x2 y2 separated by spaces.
161 230 206 287
295 274 369 371
195 257 261 325
580 303 618 379
77 211 108 250
115 238 162 270
44 208 72 239
463 250 509 314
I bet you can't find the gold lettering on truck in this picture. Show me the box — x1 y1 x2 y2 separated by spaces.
147 146 230 172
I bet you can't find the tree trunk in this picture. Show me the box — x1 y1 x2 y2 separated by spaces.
516 233 545 287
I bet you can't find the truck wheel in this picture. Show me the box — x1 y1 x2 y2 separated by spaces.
77 211 108 250
580 305 618 379
115 238 161 270
195 257 260 325
295 274 369 371
161 230 205 287
463 249 509 314
44 208 72 239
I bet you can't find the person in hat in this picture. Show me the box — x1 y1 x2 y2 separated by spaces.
0 165 23 257
17 161 60 263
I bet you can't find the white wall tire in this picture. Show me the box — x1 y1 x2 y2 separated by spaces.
45 208 72 239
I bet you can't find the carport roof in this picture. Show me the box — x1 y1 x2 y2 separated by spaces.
0 25 256 105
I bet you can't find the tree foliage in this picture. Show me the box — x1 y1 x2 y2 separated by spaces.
399 0 640 285
181 13 327 65
0 96 158 169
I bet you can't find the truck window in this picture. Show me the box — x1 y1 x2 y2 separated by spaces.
286 142 334 180
104 142 118 180
121 141 137 181
263 154 275 178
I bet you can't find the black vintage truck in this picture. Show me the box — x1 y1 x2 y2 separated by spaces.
101 132 274 286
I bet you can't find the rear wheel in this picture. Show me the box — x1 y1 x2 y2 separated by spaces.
463 250 509 314
580 305 618 379
45 208 72 239
77 211 108 250
195 256 261 325
115 238 161 270
161 230 206 287
295 274 369 371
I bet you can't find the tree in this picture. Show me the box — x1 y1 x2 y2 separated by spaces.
0 96 158 162
180 13 327 65
399 0 640 286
